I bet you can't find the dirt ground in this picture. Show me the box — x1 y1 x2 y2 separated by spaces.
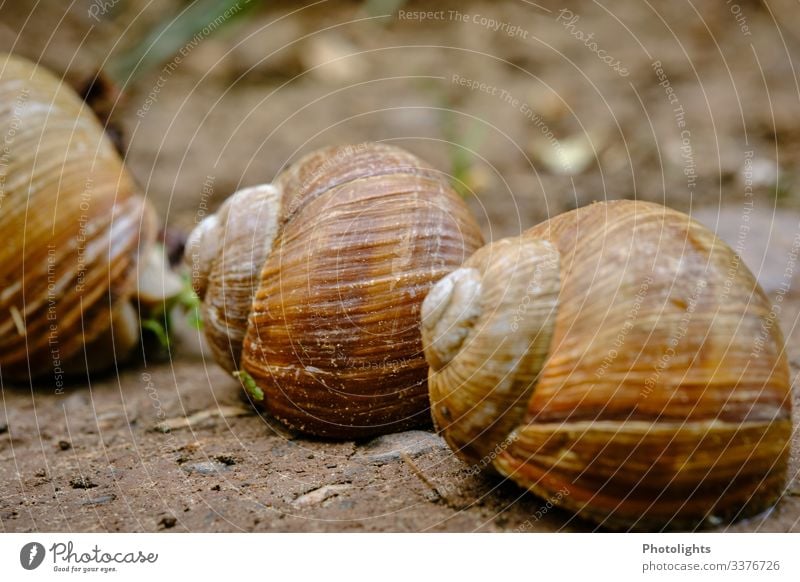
2 0 800 532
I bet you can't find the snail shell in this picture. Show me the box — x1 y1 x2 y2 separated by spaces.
0 53 168 380
187 143 484 438
422 200 792 529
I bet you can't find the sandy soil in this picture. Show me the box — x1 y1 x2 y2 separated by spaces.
1 0 799 532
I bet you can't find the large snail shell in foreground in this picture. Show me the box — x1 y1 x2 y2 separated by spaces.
0 53 157 380
422 200 791 529
187 143 484 437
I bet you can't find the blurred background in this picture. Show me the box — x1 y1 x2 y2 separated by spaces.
2 0 799 243
2 0 799 533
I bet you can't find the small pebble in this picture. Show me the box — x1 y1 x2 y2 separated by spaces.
215 454 236 466
292 484 351 508
70 476 97 489
354 430 448 465
182 461 228 475
81 494 115 506
158 515 177 529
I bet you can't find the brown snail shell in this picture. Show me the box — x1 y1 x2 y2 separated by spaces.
422 200 792 529
186 143 484 437
0 53 174 380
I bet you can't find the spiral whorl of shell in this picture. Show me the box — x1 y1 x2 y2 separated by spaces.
188 143 485 437
423 200 791 529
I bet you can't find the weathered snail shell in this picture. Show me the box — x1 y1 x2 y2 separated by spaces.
422 200 791 529
0 53 171 380
186 143 484 438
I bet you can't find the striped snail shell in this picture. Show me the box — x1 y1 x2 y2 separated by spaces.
0 53 177 381
422 200 791 529
186 143 485 438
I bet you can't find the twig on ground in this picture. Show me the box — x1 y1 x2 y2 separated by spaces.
400 451 460 509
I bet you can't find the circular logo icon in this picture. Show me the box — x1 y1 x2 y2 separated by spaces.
19 542 45 570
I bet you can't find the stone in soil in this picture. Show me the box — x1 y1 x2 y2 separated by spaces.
182 461 229 475
353 430 449 466
81 494 115 506
70 476 98 489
